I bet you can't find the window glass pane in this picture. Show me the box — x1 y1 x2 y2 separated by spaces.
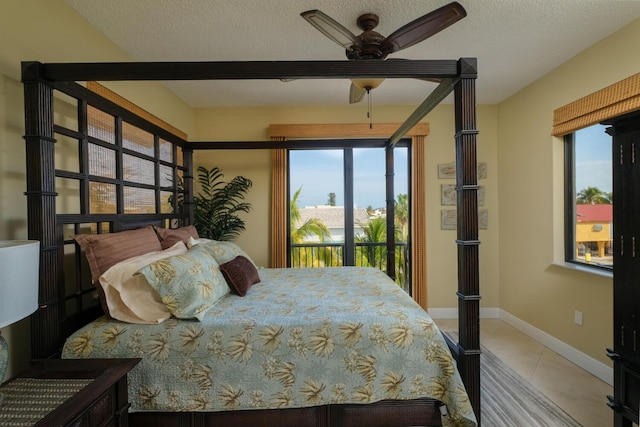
160 191 175 214
89 182 116 214
290 150 344 209
56 177 80 214
88 143 116 178
160 165 174 187
159 138 173 162
124 187 156 214
353 148 386 269
394 147 410 293
123 122 154 156
53 92 78 131
55 133 79 173
176 146 183 166
123 154 155 185
289 150 344 267
573 124 612 267
87 106 115 144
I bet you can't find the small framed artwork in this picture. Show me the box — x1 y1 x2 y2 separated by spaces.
437 162 456 179
478 162 487 179
438 161 488 179
441 184 456 205
440 209 457 230
479 209 488 229
440 209 489 230
441 185 485 206
478 186 485 206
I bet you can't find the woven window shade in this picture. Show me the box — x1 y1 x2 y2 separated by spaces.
87 81 188 140
553 73 640 136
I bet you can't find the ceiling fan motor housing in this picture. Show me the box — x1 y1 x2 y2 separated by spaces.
347 13 388 60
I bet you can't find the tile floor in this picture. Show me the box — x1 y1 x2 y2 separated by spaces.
435 318 613 427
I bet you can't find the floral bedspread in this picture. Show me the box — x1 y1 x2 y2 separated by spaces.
62 267 476 426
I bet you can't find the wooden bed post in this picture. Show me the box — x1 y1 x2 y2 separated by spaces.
182 147 194 226
22 62 60 360
453 57 481 425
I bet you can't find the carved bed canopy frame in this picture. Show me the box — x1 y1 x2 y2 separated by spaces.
21 57 480 424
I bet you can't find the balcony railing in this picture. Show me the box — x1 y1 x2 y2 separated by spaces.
290 242 410 293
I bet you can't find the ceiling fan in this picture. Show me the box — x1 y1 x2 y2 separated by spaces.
301 2 467 103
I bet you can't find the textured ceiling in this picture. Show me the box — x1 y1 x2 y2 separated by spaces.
64 0 640 107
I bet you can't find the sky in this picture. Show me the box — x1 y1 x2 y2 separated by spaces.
289 147 408 209
574 124 612 194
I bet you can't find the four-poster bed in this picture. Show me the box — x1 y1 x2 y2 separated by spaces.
22 57 480 426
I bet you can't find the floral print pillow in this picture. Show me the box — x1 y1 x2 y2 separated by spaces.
136 244 230 320
198 240 256 266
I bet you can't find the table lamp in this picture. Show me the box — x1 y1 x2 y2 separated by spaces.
0 240 40 407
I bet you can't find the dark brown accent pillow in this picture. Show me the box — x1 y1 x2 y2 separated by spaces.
74 226 163 315
154 225 200 249
219 256 260 297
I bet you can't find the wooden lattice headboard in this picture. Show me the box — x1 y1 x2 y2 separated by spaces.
24 80 193 360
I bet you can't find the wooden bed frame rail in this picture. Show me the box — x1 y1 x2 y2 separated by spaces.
22 58 480 426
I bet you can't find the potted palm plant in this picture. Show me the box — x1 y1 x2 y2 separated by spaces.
191 166 253 241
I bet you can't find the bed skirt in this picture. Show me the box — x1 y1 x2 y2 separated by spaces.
129 397 445 427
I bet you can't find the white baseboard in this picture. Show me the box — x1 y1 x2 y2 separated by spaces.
498 309 613 385
427 307 500 319
427 307 613 386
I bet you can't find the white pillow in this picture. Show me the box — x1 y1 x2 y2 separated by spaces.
99 242 188 324
186 236 213 249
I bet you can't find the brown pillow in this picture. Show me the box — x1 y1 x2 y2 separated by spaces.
219 256 260 297
154 225 199 249
74 226 163 315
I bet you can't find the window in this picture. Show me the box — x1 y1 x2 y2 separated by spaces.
288 142 411 292
565 124 613 269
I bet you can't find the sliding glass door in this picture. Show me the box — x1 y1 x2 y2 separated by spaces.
288 141 410 292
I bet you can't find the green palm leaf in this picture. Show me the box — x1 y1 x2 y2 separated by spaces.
193 166 253 241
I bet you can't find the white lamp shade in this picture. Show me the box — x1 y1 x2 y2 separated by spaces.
0 241 40 329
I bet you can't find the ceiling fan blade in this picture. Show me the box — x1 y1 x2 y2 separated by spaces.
349 82 366 104
380 2 466 55
301 10 360 49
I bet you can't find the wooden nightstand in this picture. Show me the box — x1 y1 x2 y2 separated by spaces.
0 358 140 426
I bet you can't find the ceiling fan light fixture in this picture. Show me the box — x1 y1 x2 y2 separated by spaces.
350 78 385 91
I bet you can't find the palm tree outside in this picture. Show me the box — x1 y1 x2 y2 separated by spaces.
290 187 333 267
577 186 610 204
356 217 387 268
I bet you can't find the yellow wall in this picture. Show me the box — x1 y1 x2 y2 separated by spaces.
0 0 194 379
497 18 640 365
0 0 637 380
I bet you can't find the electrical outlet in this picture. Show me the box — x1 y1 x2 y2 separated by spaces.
574 310 583 326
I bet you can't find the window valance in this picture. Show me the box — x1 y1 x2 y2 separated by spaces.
553 73 640 136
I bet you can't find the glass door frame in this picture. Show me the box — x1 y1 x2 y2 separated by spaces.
286 138 411 288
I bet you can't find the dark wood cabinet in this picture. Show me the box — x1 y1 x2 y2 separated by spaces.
0 358 139 426
605 110 640 427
